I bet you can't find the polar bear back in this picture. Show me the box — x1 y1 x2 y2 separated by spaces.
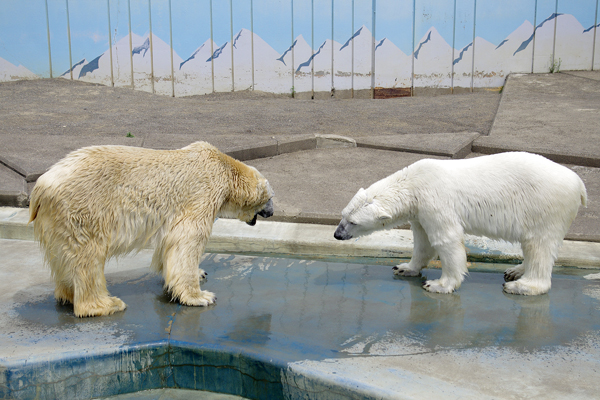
30 142 239 256
402 152 586 243
35 144 229 214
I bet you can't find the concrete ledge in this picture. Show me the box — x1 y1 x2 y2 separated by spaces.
315 134 357 148
0 191 28 208
210 219 600 269
276 136 317 155
225 136 317 162
3 207 599 269
226 143 279 161
210 218 414 260
0 154 31 181
357 132 480 159
267 212 349 226
0 207 33 240
472 141 600 168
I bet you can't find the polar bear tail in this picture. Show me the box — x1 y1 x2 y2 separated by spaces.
28 190 41 224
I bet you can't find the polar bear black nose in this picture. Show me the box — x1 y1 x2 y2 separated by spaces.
247 199 274 226
257 198 274 218
334 223 352 240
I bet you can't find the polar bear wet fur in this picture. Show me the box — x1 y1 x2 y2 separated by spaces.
29 141 274 317
334 152 587 295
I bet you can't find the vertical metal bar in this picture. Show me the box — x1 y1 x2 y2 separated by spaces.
331 0 334 95
593 0 599 70
291 0 295 95
45 0 53 78
169 0 175 97
470 0 476 92
311 0 314 99
210 0 215 93
128 0 134 88
351 0 354 98
371 0 376 98
451 0 456 93
149 0 155 94
411 0 416 95
552 0 558 69
66 0 73 79
251 0 255 90
230 0 234 92
531 0 537 73
107 0 114 86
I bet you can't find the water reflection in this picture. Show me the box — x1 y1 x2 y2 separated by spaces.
509 293 552 342
227 314 272 346
10 254 600 363
172 254 600 359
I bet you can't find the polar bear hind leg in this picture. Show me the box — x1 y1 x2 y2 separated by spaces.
503 237 559 296
393 221 437 277
45 253 75 304
70 243 127 317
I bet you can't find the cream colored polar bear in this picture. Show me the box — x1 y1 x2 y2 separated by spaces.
334 152 587 295
29 141 274 317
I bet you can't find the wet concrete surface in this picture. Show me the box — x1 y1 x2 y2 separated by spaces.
2 238 600 399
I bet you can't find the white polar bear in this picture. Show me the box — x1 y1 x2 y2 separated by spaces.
334 152 587 295
29 141 274 317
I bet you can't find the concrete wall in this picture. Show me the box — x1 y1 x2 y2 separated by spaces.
1 0 599 97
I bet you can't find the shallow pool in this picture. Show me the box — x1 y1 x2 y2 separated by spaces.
3 245 600 399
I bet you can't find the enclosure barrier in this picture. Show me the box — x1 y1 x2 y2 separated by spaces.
1 0 599 98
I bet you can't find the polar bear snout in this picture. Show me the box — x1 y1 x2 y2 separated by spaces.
258 198 274 218
246 198 274 226
334 220 353 240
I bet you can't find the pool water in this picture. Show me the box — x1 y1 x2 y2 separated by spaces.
4 251 600 399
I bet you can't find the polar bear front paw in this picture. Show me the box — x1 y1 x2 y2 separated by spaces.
504 264 525 282
178 289 217 307
392 263 421 277
422 279 455 294
503 279 549 296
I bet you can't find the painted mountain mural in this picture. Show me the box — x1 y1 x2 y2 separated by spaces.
6 13 593 96
0 58 38 81
62 33 184 94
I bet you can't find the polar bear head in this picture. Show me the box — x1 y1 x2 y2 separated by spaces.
246 176 275 226
218 164 275 226
334 185 395 240
333 170 418 241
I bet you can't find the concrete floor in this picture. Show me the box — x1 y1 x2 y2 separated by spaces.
2 73 599 241
2 235 600 399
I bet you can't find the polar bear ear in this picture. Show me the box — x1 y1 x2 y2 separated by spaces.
378 211 392 220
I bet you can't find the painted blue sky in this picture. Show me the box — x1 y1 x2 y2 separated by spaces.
0 0 598 77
